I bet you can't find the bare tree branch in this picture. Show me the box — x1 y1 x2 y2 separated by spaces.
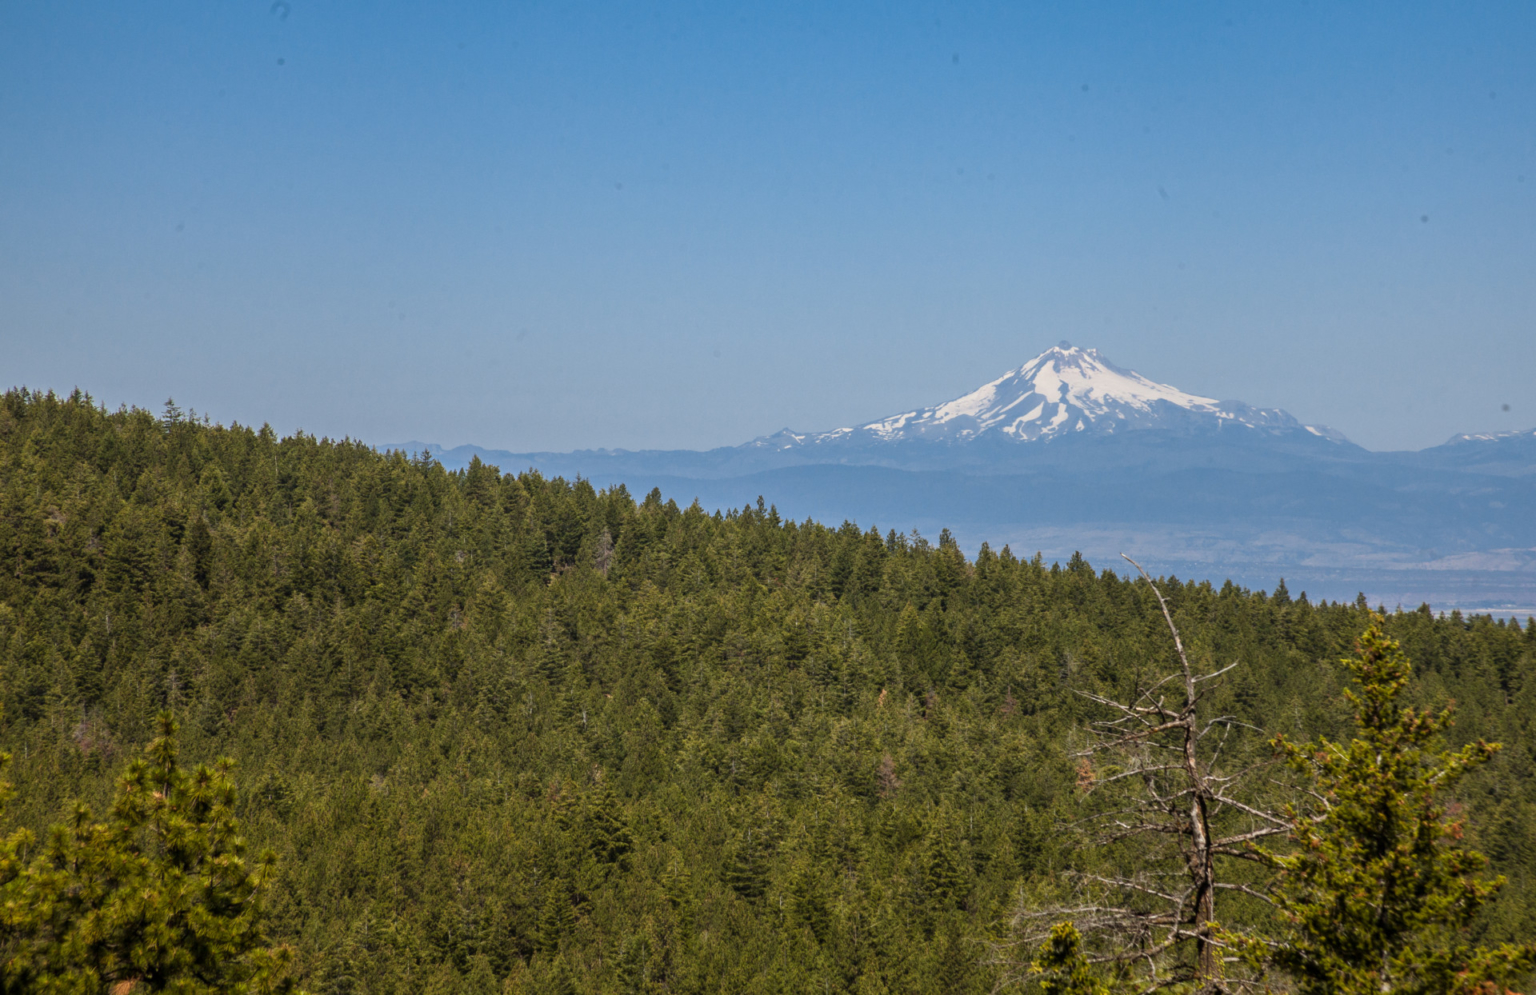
997 556 1291 995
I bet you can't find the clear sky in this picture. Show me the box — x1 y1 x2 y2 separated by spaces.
2 1 1533 453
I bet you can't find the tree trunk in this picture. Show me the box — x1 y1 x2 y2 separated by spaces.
1190 791 1220 992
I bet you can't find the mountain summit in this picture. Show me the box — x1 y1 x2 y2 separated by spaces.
391 345 1533 609
404 342 1355 479
769 343 1343 448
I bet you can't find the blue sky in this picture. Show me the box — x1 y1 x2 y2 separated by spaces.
2 1 1533 452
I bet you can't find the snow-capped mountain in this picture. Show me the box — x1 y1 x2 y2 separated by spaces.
1443 428 1536 445
404 342 1357 481
394 345 1536 608
757 342 1344 449
1406 427 1536 478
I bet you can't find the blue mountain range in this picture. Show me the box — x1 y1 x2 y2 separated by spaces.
389 344 1536 612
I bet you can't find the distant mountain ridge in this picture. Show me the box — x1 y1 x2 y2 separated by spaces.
385 342 1536 609
1446 428 1536 444
388 342 1526 478
396 344 1360 476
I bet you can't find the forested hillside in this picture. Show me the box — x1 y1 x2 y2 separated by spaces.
2 388 1534 994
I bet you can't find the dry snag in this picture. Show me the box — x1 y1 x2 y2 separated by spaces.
998 556 1290 995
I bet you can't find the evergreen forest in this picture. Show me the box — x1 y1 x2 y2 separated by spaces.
2 388 1535 994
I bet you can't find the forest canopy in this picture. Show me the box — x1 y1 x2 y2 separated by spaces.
1 388 1534 994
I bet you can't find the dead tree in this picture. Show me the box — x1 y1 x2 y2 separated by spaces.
996 556 1291 995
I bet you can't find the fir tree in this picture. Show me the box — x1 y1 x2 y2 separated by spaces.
3 388 1536 994
1030 923 1108 995
922 827 967 915
582 783 634 869
0 714 297 993
535 880 576 954
933 919 977 995
724 829 770 904
1241 617 1536 995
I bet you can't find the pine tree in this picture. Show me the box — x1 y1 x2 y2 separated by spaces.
0 745 35 983
660 854 696 935
1030 923 1108 995
613 931 654 995
922 827 967 915
787 866 831 944
1242 617 1536 995
933 919 976 995
582 784 634 869
0 714 298 993
535 880 576 954
724 829 770 903
463 953 498 995
538 955 577 995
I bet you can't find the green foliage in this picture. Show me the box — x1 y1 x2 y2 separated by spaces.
1031 923 1109 995
0 714 295 993
0 388 1533 992
1244 618 1536 995
722 828 771 904
922 823 968 917
579 784 634 869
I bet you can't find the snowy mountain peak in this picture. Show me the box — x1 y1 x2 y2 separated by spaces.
815 344 1340 445
1445 428 1536 445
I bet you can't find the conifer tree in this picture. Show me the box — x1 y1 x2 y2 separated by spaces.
535 880 576 954
0 746 34 988
787 865 831 944
922 827 967 915
1030 923 1109 995
613 931 654 995
1240 618 1536 995
934 919 978 995
0 714 297 993
538 955 577 995
724 829 770 903
6 389 1536 994
660 855 695 936
582 783 634 869
1009 557 1289 994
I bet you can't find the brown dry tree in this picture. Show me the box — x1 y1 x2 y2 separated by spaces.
996 556 1292 995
